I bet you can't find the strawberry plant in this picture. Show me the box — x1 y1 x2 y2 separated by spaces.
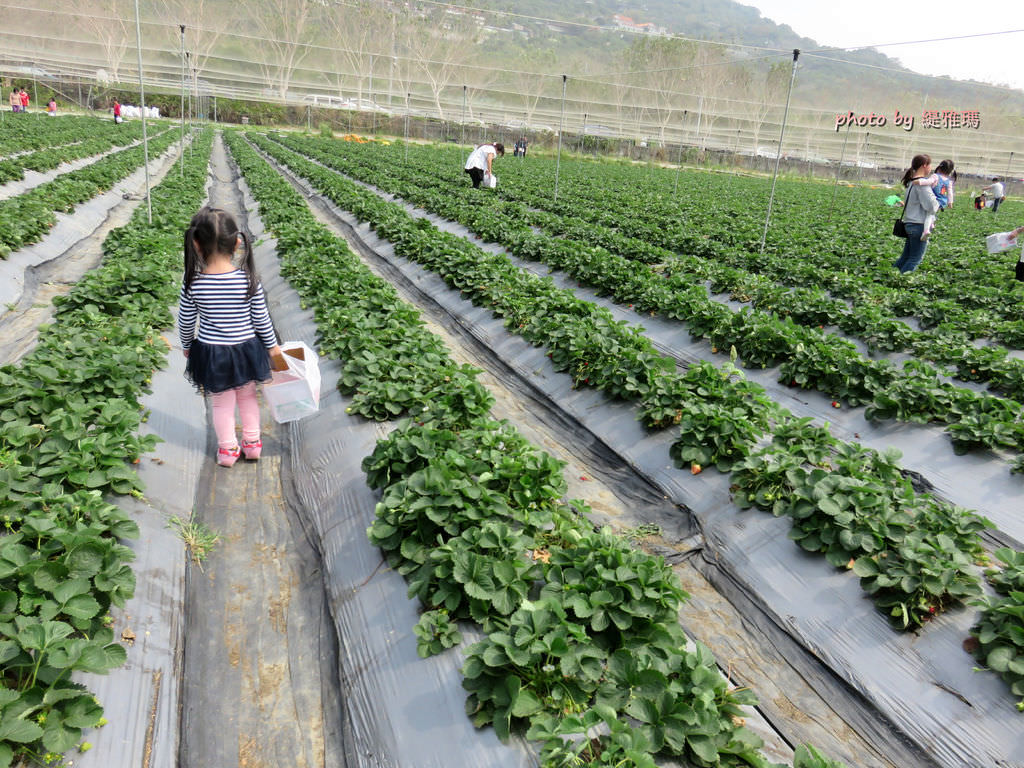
968 548 1024 711
0 126 178 260
853 532 983 630
770 417 838 465
528 707 658 768
413 609 462 658
731 447 805 515
0 128 212 765
270 131 1024 464
784 469 909 566
539 526 688 641
229 133 851 765
670 400 766 472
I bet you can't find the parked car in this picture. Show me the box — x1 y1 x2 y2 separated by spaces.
351 99 392 116
301 94 352 109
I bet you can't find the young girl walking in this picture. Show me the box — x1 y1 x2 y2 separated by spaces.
178 207 282 467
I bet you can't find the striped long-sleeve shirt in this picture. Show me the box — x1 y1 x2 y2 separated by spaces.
178 270 276 350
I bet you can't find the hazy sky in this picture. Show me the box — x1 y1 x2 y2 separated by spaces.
742 0 1024 91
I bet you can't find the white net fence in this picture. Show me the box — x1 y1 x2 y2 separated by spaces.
0 0 1020 180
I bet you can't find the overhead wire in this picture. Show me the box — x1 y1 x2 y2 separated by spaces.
802 52 1024 93
0 1 571 80
0 1 1019 176
589 52 792 79
2 1 1021 95
800 28 1024 55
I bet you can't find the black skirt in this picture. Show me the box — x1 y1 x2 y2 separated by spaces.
185 337 272 394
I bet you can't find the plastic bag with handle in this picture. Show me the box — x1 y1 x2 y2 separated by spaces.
986 231 1019 254
263 341 321 423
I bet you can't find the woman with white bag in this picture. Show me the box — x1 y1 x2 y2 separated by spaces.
464 142 504 188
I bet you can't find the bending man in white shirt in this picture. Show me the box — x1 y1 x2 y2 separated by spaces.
464 142 504 188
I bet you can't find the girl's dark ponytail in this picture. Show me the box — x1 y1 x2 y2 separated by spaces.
238 231 258 300
183 224 200 292
184 206 260 298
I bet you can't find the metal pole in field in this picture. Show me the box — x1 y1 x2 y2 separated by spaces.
307 104 311 132
827 118 853 222
461 84 466 145
674 109 687 195
404 92 410 162
694 95 703 150
190 61 196 157
369 54 375 135
185 52 192 156
578 112 587 153
133 0 151 224
1006 151 1014 182
554 74 567 203
759 49 800 254
179 25 185 175
388 47 395 111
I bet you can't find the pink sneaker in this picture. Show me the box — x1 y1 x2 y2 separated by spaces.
217 445 240 467
241 440 262 461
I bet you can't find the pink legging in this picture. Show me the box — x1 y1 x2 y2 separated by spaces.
210 382 260 449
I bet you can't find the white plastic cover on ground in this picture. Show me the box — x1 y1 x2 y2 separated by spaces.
234 167 537 768
328 163 1024 550
265 158 1023 768
71 314 204 768
0 130 162 202
0 130 183 314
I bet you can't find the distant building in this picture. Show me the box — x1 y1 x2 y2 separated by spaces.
612 13 666 36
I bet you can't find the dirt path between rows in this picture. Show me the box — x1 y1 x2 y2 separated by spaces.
176 133 345 768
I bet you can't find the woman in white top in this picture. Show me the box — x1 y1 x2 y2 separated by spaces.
464 142 504 188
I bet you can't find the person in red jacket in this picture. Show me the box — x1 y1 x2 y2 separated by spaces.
113 99 122 124
19 89 28 111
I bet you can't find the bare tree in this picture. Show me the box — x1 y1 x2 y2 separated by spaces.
683 42 735 150
508 47 557 128
401 10 479 119
615 38 697 144
70 0 130 83
151 0 230 78
250 0 317 99
746 60 789 156
323 0 392 103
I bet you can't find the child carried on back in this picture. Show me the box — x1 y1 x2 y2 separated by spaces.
910 159 955 242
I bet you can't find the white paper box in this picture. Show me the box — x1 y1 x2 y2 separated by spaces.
986 231 1019 254
264 342 321 423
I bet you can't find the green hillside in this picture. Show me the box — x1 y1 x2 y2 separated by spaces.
472 0 1023 116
